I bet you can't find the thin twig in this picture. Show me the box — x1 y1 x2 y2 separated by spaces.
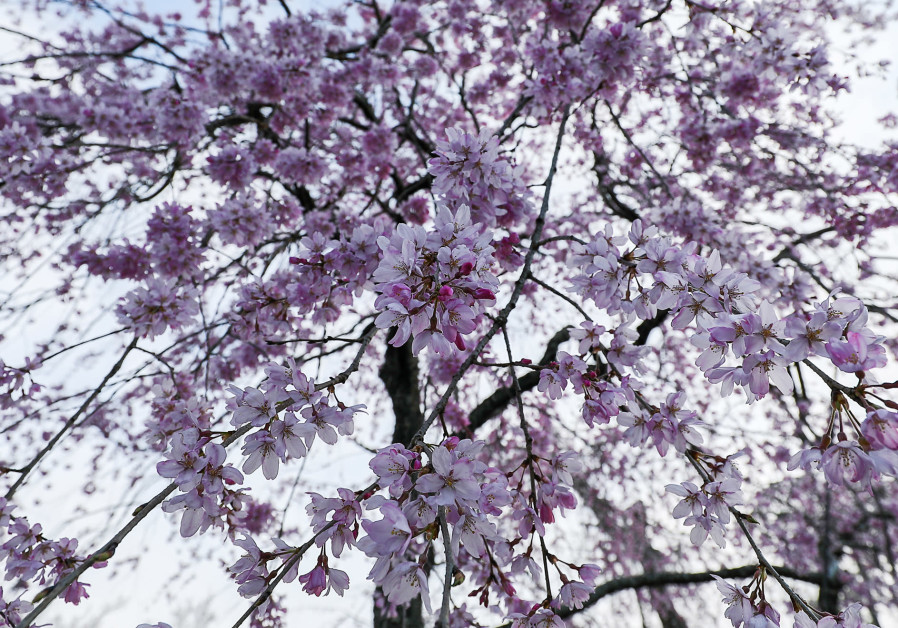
31 327 129 365
528 273 593 320
684 454 821 620
5 337 138 500
501 326 553 600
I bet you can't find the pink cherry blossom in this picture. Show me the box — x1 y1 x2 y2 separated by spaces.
415 445 481 507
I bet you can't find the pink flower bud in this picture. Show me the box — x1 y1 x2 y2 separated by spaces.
539 501 555 524
501 578 516 596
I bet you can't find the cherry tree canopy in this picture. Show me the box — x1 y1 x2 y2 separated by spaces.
1 1 897 627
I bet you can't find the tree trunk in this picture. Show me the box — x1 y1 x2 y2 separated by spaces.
817 491 841 613
375 339 425 628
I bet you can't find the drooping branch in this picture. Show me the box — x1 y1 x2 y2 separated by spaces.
684 452 822 619
5 336 138 500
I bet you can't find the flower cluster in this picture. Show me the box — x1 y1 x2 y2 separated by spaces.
568 221 891 405
373 206 498 355
666 451 746 547
667 475 744 548
206 144 256 189
208 191 275 248
306 488 362 558
538 340 638 429
0 499 96 608
144 202 204 279
0 586 32 626
353 440 588 619
228 535 349 602
226 359 365 482
228 535 271 597
716 576 880 628
428 128 532 227
713 574 780 628
68 240 149 280
116 278 199 340
288 222 384 324
703 295 886 400
145 377 212 451
619 391 706 457
156 428 247 537
793 604 878 628
0 357 40 409
788 405 898 487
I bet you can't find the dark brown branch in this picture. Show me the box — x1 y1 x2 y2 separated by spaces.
379 336 425 450
636 309 669 345
772 227 836 263
393 173 434 205
464 306 665 435
465 328 570 434
557 565 824 619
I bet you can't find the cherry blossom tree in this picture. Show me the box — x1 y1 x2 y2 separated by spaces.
1 1 897 627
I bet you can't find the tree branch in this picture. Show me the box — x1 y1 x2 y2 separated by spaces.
558 564 824 619
465 328 571 434
16 326 378 628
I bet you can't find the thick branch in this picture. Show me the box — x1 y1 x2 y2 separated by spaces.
464 307 665 435
465 328 570 434
636 309 668 345
558 565 824 619
380 338 424 448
